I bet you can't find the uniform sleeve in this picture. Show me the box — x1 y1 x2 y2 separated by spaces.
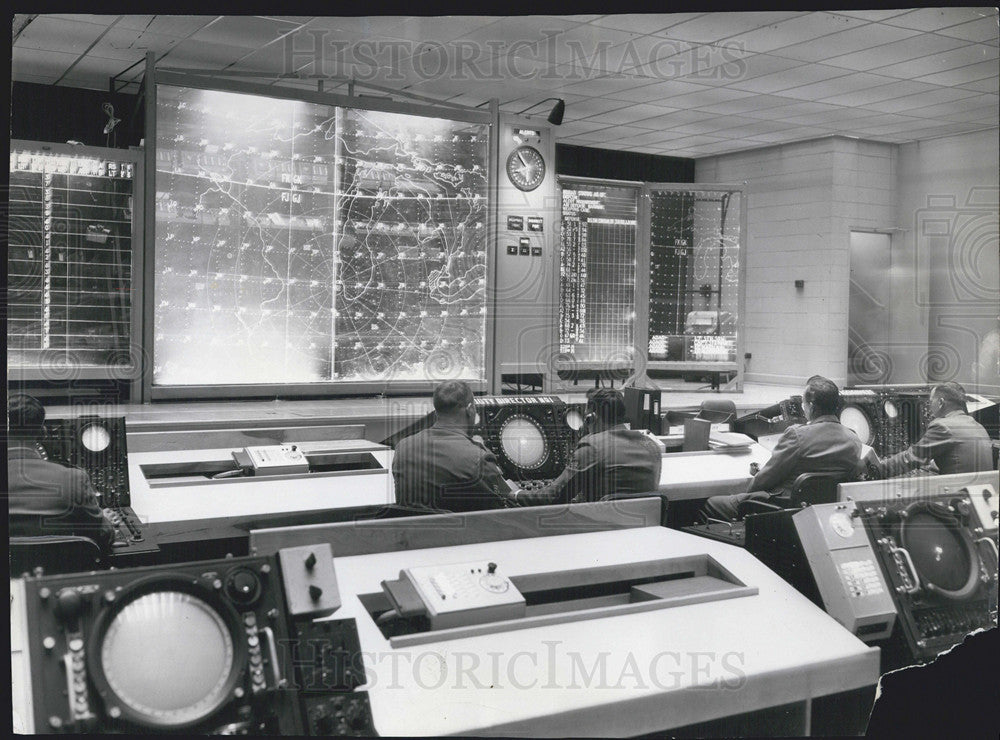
517 441 598 506
479 449 513 496
749 426 802 493
876 420 950 478
68 469 115 550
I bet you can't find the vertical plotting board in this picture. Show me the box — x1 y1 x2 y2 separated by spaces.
333 109 489 382
647 190 694 360
558 183 638 363
154 86 338 385
8 148 134 370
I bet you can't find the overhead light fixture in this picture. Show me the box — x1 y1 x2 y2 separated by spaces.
516 98 565 126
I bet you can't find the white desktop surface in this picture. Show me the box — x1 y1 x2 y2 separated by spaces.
657 443 772 499
328 526 879 737
127 440 394 523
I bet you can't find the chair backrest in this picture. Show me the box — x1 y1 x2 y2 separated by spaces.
695 399 737 424
789 472 846 506
9 536 104 577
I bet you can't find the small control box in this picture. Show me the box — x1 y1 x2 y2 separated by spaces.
964 484 998 536
237 444 310 476
401 561 526 630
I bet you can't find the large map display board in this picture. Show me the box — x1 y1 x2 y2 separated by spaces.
8 145 135 372
153 85 488 386
558 183 638 363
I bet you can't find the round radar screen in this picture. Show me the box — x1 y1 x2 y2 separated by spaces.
81 423 112 452
97 591 237 727
564 408 585 431
839 406 872 444
500 415 548 470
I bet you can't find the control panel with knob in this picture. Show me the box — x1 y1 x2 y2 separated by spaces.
399 559 527 630
278 543 341 619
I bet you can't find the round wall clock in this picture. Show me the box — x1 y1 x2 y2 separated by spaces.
506 146 546 191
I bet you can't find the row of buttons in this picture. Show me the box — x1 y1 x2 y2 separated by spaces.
67 635 94 722
244 613 267 693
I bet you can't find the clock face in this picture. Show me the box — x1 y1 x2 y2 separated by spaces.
506 146 546 191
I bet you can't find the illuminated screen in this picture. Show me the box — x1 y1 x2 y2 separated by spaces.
100 591 235 725
840 406 873 444
564 408 585 431
153 85 489 386
500 416 547 469
80 423 111 452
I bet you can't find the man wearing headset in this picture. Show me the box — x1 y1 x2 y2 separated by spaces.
392 380 511 512
870 381 993 477
504 388 662 506
7 393 116 549
702 375 863 522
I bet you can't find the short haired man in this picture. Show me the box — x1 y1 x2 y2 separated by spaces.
392 380 511 512
505 388 663 506
873 381 993 477
702 375 862 521
7 394 115 549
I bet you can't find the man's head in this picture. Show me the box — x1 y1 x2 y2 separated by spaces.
931 381 967 417
586 388 628 432
433 380 476 429
802 375 840 420
8 394 46 440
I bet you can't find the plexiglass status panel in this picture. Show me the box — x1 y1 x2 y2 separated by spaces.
558 182 638 365
647 188 742 370
8 145 136 373
152 85 489 386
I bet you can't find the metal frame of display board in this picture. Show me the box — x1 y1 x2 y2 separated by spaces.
638 182 747 393
551 176 747 392
139 54 498 401
8 139 145 401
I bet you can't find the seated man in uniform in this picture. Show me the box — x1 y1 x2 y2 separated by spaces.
392 380 511 512
702 376 862 522
871 381 994 477
7 394 115 550
504 388 662 507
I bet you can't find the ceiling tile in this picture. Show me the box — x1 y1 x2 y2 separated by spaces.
658 86 758 108
761 100 847 120
589 14 699 35
561 73 686 98
822 32 970 72
818 79 940 106
767 22 921 63
167 39 274 68
873 42 999 79
90 27 185 61
525 24 638 71
914 59 1000 86
630 108 718 129
561 95 636 118
12 47 79 78
863 87 984 114
660 12 805 44
882 7 994 32
300 16 412 36
16 15 114 54
958 76 999 93
681 52 801 87
122 15 218 37
383 17 504 44
581 125 652 142
192 16 307 48
695 93 793 114
711 119 797 137
778 107 894 126
731 12 868 54
585 102 679 125
727 62 848 93
777 72 895 101
935 15 1000 43
827 10 912 23
903 93 1000 120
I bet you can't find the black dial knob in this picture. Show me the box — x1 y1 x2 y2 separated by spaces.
226 569 261 604
487 562 497 574
55 589 84 624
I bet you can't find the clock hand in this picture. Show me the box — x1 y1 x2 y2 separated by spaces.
517 150 529 166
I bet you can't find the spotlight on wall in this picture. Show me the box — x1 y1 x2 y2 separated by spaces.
516 98 565 126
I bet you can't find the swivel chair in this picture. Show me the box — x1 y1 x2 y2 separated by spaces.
9 535 105 577
736 471 849 518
